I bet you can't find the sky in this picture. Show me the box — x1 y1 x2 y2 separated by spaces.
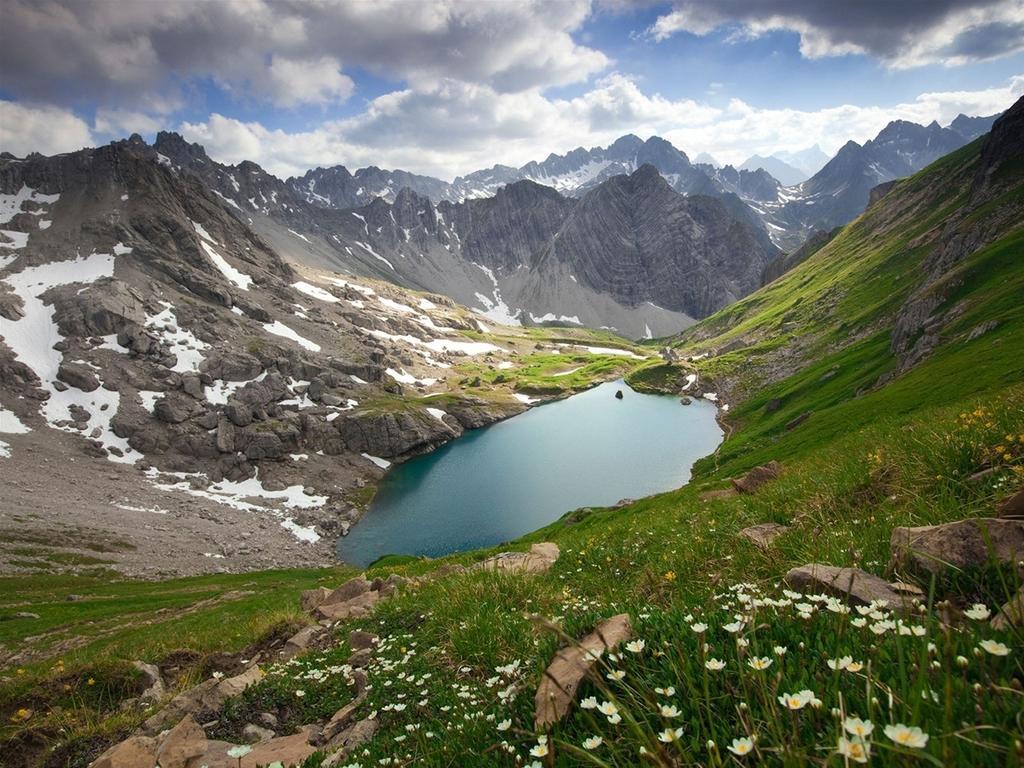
1 0 1022 181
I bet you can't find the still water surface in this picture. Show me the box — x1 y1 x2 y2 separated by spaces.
337 379 723 566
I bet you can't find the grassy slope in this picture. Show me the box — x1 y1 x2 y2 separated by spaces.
2 139 1023 765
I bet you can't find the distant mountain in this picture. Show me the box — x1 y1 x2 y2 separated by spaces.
772 145 830 177
739 154 807 186
694 151 720 167
288 165 451 208
150 133 778 337
947 112 1002 141
758 119 988 247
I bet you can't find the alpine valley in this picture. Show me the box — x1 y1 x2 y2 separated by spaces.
0 24 1023 768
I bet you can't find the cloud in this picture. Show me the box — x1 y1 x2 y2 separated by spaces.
264 56 354 108
0 100 94 157
0 0 608 112
180 74 721 179
94 108 164 137
647 0 1024 68
177 74 1023 179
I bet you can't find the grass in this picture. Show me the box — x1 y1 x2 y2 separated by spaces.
2 115 1023 767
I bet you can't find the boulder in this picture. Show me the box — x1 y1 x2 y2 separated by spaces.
534 614 633 728
154 392 200 424
89 735 159 768
281 624 326 660
784 564 912 611
738 523 789 550
197 726 319 768
133 660 165 703
474 542 560 575
991 587 1024 630
323 718 378 764
321 575 372 606
241 723 276 743
300 586 332 612
154 715 207 768
313 693 367 747
215 417 235 453
349 630 379 651
225 400 253 427
141 666 263 735
996 488 1024 519
730 461 782 494
57 361 100 392
180 372 204 399
316 590 381 621
890 518 1024 576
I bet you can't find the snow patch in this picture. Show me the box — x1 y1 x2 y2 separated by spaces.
425 407 447 422
293 280 339 303
263 320 321 352
0 407 31 434
361 453 392 469
200 241 252 290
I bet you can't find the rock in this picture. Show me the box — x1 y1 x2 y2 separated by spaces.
321 575 372 606
475 542 560 575
316 590 381 621
730 461 782 494
281 624 325 660
215 417 235 453
225 400 253 427
180 372 204 399
154 715 207 768
784 564 912 612
57 361 100 392
241 723 276 743
133 660 165 703
889 581 925 597
349 629 379 651
141 665 263 735
890 518 1024 576
300 586 332 612
13 611 40 619
738 523 789 550
321 393 344 407
154 392 199 424
534 614 633 728
785 411 811 431
323 718 378 763
314 693 367 747
614 389 623 399
89 735 159 768
348 648 373 669
256 712 278 729
996 488 1024 519
199 726 319 768
679 396 692 405
991 587 1024 630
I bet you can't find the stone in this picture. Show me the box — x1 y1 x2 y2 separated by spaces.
241 723 276 742
349 629 379 651
889 581 925 597
890 518 1024 576
154 392 199 424
281 625 325 660
614 389 624 399
141 665 263 735
785 411 811 431
225 400 253 427
323 718 378 762
347 648 373 669
996 488 1024 519
316 590 381 621
57 361 99 392
738 523 789 550
256 712 278 729
534 614 633 728
180 372 204 399
133 660 165 703
89 735 159 768
154 715 207 768
215 417 235 453
730 461 782 494
197 726 319 768
991 587 1024 630
475 542 560 575
300 586 332 612
321 575 373 606
313 693 367 747
784 564 912 612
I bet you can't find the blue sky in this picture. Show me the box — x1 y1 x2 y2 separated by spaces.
1 0 1022 179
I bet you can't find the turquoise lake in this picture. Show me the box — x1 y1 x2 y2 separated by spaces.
336 379 723 566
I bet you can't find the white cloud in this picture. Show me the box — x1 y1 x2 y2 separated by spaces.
0 0 608 111
179 74 1023 180
0 100 94 157
94 108 164 137
264 56 354 108
648 0 1024 69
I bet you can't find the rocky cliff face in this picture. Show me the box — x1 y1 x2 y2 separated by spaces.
0 137 536 576
546 166 778 318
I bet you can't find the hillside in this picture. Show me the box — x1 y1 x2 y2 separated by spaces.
1 104 1022 768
